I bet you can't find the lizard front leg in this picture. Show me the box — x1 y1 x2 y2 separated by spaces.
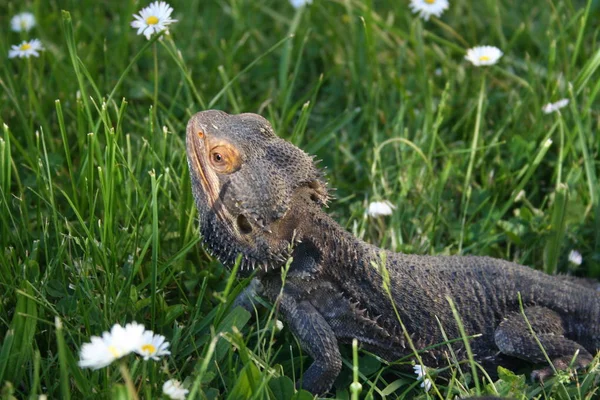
276 284 342 395
233 278 263 312
494 306 593 381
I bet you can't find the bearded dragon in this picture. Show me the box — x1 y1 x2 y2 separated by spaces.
186 110 599 395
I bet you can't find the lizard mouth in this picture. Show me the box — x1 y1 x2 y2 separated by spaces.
188 132 221 208
187 131 244 235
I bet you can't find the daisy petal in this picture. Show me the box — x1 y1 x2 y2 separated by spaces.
130 1 177 40
163 379 189 400
465 45 503 67
11 12 36 32
409 0 449 21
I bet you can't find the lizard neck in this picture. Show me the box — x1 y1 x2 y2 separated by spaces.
287 190 380 274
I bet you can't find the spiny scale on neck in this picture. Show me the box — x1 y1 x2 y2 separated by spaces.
299 207 373 274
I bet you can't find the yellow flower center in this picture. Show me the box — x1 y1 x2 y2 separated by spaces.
479 55 491 61
146 16 159 25
141 344 156 354
108 345 121 357
20 43 32 51
424 0 436 3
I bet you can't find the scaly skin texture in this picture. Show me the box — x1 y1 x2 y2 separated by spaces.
186 110 600 395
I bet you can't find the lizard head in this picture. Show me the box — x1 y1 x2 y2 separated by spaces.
186 110 328 274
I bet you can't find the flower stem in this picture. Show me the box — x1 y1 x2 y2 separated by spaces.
26 58 34 138
160 36 206 108
350 339 362 400
153 42 159 114
459 75 486 252
106 31 164 106
119 362 140 400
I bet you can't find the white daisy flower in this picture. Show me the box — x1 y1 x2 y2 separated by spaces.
131 1 178 40
413 364 432 392
78 322 145 369
514 190 526 202
366 200 395 217
163 379 189 400
568 250 582 266
122 321 146 341
290 0 313 8
409 0 449 21
465 46 503 67
11 12 36 32
78 336 117 369
135 330 171 360
8 39 44 59
274 320 284 332
542 98 569 114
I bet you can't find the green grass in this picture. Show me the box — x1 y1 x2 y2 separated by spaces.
1 0 599 398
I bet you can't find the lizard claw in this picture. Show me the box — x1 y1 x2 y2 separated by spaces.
530 367 551 384
531 353 593 384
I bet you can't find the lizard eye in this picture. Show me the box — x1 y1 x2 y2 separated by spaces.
209 144 241 174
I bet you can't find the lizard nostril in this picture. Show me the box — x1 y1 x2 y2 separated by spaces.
237 214 253 235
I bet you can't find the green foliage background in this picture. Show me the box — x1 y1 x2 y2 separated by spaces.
0 0 599 398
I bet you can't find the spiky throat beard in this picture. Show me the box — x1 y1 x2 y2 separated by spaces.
198 207 292 275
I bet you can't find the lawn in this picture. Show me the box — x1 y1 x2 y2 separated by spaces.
1 0 599 399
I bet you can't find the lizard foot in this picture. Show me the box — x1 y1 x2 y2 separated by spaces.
495 306 594 384
530 353 593 383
